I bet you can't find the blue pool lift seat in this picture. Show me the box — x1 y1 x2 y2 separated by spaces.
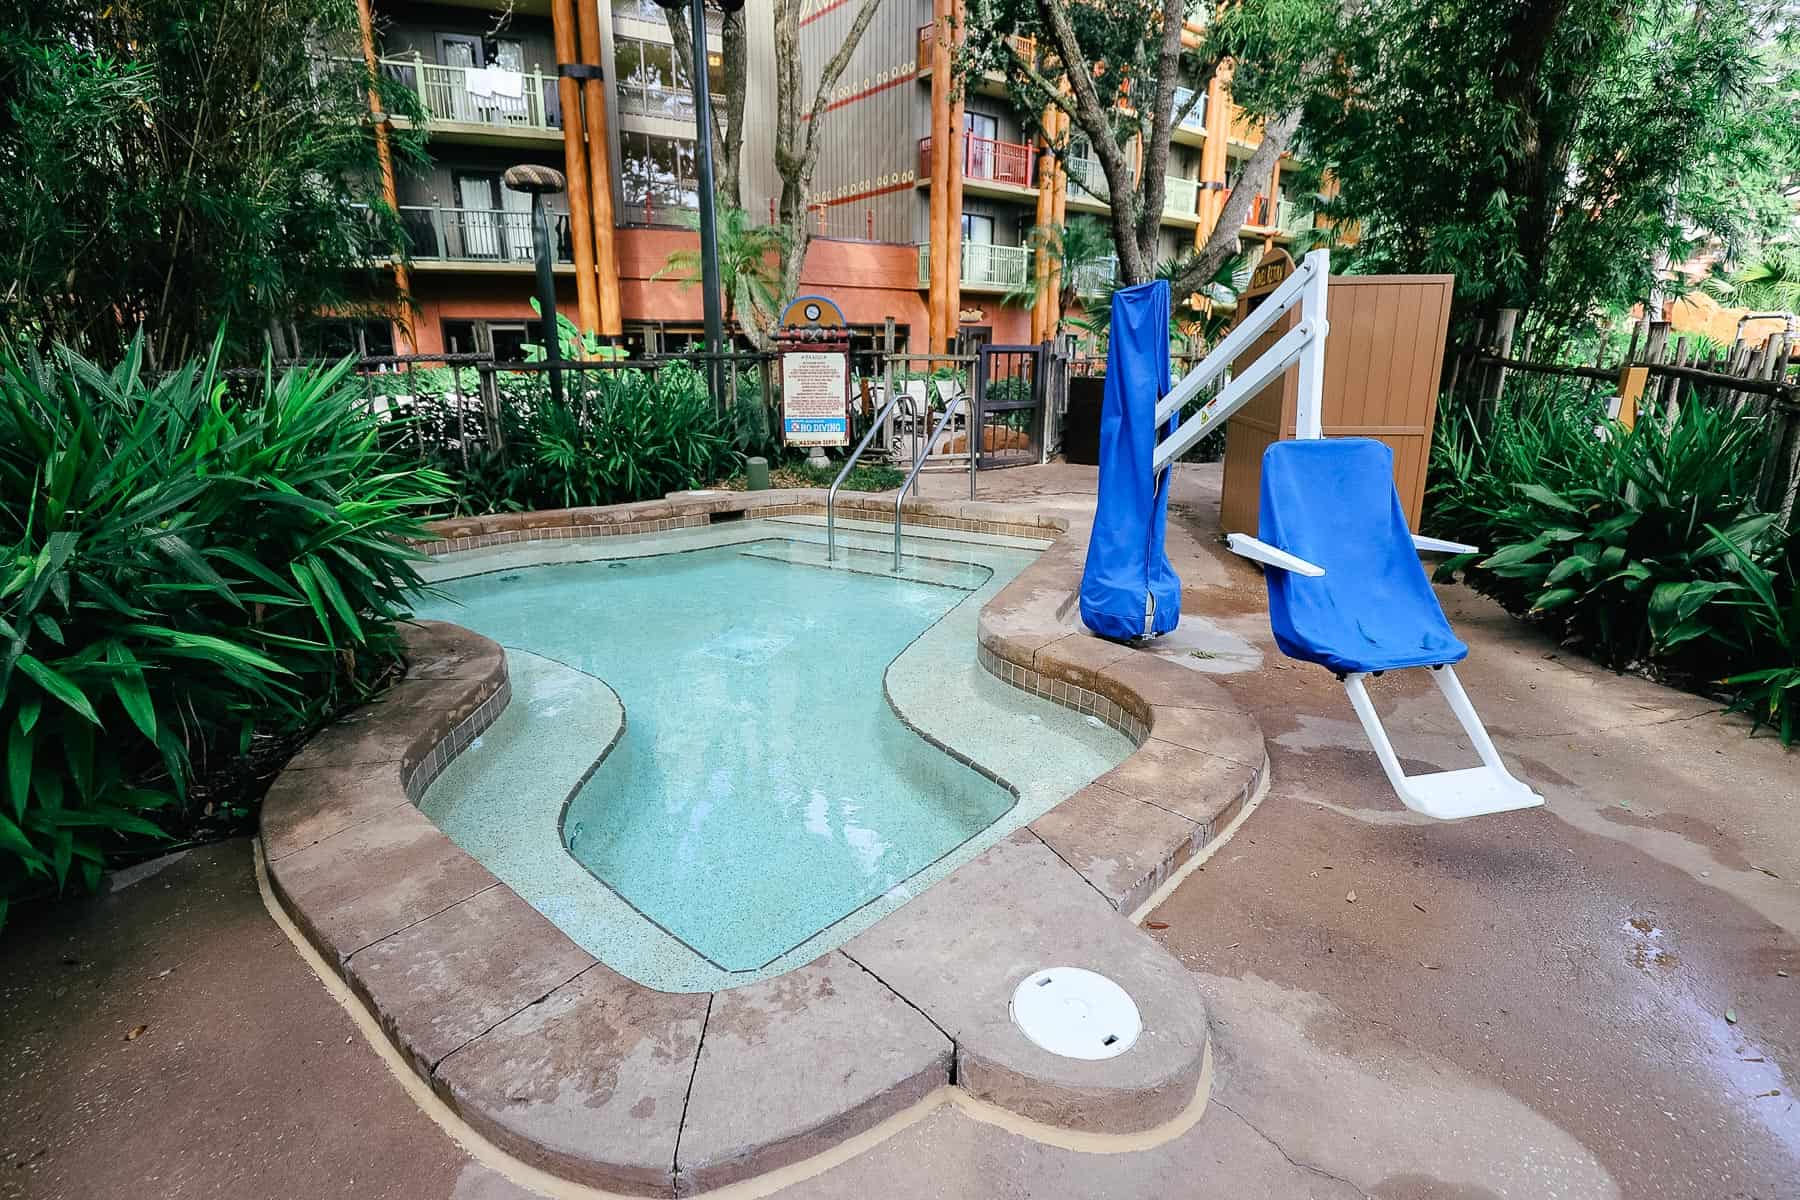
1226 438 1544 821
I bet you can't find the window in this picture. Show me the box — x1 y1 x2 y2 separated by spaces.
964 112 998 141
615 36 693 119
961 213 994 244
618 130 699 222
440 319 546 360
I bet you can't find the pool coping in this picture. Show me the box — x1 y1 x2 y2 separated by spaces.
261 488 1268 1196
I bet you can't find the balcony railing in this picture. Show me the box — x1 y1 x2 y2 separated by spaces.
1163 176 1200 218
1277 198 1311 236
377 54 560 132
390 205 573 263
1172 86 1209 133
1067 157 1201 220
916 242 1032 291
1070 256 1118 297
917 133 1036 189
616 80 696 121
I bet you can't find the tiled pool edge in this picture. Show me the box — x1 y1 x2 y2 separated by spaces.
260 491 1266 1194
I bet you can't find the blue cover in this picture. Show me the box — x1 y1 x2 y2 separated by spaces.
1259 438 1467 674
1079 281 1182 641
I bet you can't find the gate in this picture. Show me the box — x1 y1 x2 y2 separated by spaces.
972 344 1044 469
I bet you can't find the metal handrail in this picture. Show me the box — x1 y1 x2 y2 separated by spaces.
827 389 909 563
893 395 974 570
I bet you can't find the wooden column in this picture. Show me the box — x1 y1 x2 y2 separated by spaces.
576 0 622 334
944 0 966 347
1194 71 1230 247
355 0 413 351
1030 102 1057 342
552 0 600 336
927 0 953 351
1046 107 1068 334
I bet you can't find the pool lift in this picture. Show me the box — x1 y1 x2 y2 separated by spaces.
1086 248 1543 822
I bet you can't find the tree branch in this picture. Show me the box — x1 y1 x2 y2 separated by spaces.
1034 0 1145 280
1169 106 1301 296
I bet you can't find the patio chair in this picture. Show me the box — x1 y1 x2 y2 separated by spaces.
1225 437 1545 821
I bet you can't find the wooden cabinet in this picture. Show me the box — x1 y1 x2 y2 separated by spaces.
1219 273 1455 535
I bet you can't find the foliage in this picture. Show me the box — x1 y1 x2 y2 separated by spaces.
1705 241 1800 315
962 0 1332 290
1425 377 1797 739
1070 250 1259 348
0 0 427 365
1295 0 1800 337
1004 217 1117 331
713 461 905 492
653 200 789 344
0 336 449 923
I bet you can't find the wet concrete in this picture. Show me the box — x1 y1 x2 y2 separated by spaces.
2 463 1796 1198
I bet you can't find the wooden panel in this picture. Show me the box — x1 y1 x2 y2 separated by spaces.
1219 275 1455 534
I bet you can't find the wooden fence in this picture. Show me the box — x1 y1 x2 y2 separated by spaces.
1446 316 1800 522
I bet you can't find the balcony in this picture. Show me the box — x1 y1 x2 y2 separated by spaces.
916 134 1036 191
1276 198 1312 237
1069 256 1118 297
376 54 561 142
1171 86 1209 137
1065 157 1202 223
392 205 573 267
917 23 934 74
915 242 1033 292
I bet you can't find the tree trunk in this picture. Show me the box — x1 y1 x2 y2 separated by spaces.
771 0 885 331
664 8 747 206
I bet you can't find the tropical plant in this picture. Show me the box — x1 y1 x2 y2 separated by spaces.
1294 0 1800 336
1 0 427 364
1706 242 1800 316
1711 530 1800 744
1069 249 1259 348
653 200 789 345
1004 217 1118 330
0 335 450 925
1425 376 1792 680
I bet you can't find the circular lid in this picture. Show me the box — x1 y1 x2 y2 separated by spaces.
1009 967 1142 1060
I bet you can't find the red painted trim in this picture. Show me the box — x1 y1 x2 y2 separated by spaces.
816 179 915 208
803 71 916 121
799 0 854 26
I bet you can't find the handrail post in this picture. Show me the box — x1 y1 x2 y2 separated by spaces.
828 389 908 562
894 395 966 570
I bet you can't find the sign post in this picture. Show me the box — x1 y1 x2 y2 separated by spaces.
776 295 851 469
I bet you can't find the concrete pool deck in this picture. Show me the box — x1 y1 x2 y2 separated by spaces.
3 462 1796 1199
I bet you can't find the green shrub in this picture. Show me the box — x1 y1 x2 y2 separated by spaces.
1426 380 1797 739
0 337 450 923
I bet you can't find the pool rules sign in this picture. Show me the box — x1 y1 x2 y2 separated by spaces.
776 295 851 448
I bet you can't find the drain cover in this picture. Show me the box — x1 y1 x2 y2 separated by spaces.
1009 967 1141 1060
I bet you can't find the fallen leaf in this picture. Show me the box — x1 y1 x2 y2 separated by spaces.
1778 970 1790 978
1227 942 1240 949
1345 890 1358 903
1420 962 1441 970
1413 902 1427 913
1752 865 1781 879
125 1024 148 1041
1144 920 1170 931
1725 1009 1738 1025
1753 1090 1781 1099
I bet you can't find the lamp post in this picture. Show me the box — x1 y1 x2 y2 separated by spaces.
654 0 742 408
504 163 568 407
